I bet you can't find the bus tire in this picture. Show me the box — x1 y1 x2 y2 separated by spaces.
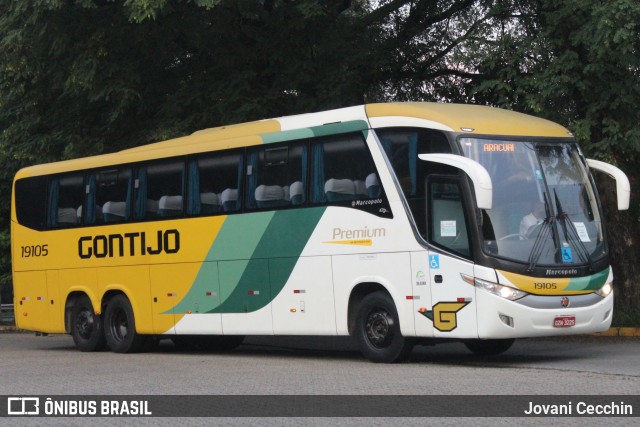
355 291 413 363
71 295 106 352
104 294 147 353
464 338 515 356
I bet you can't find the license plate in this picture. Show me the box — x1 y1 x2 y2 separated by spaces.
553 316 576 328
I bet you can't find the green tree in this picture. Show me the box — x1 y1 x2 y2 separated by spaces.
3 0 637 317
0 0 496 303
467 0 640 311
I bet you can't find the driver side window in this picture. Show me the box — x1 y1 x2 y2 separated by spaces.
428 177 471 257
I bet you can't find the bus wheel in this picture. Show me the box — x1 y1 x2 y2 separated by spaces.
104 295 147 353
464 338 515 356
71 295 106 352
355 291 413 363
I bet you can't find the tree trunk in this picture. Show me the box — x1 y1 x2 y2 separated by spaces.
597 176 639 312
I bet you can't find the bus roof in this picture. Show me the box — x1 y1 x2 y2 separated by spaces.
14 102 571 179
365 103 571 137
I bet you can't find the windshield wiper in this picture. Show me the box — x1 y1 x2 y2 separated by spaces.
526 192 555 273
553 190 594 272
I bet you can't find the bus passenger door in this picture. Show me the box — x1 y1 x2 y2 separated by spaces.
426 176 478 338
411 252 433 337
427 252 476 338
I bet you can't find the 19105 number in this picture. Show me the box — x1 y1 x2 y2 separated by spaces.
21 244 49 258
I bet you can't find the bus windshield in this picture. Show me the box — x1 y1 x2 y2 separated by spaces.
461 138 605 266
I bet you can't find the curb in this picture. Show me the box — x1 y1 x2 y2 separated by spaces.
593 327 640 337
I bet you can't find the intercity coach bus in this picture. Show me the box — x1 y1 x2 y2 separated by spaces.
12 102 630 362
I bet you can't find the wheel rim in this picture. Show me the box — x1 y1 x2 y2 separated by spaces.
110 308 129 343
76 309 94 339
365 308 395 348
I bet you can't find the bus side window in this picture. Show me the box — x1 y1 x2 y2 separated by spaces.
245 142 306 211
14 176 48 230
87 168 132 224
427 177 471 257
377 128 452 198
136 160 184 220
311 133 381 204
48 174 84 228
376 128 452 237
188 150 244 215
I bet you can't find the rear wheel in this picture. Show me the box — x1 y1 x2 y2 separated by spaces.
464 338 515 356
71 295 106 352
104 295 147 353
355 291 413 363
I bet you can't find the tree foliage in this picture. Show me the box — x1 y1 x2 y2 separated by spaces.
463 0 640 307
0 0 638 308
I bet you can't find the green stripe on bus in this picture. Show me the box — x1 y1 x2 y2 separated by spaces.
260 128 314 144
166 212 273 315
260 120 369 144
207 212 274 261
309 120 369 137
565 268 609 291
212 207 325 313
169 208 325 315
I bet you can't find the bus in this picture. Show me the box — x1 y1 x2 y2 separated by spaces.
12 102 630 362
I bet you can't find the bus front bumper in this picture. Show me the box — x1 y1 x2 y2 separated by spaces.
475 290 613 339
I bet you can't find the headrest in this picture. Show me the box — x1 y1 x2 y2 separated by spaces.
102 201 127 216
325 178 355 194
366 173 380 188
255 185 284 201
158 195 183 210
220 188 238 203
200 192 219 205
290 181 303 197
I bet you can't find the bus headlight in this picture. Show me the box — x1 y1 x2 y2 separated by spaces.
474 278 528 301
596 282 613 298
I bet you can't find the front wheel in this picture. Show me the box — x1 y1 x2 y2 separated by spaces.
355 291 413 363
104 295 147 353
464 338 515 356
71 295 106 352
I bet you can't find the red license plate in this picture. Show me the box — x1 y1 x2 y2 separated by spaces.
553 316 576 328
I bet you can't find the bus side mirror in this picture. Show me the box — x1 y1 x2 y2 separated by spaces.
419 154 493 210
586 159 630 211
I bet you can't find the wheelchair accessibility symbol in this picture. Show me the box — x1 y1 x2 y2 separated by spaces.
429 255 440 269
561 247 574 263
